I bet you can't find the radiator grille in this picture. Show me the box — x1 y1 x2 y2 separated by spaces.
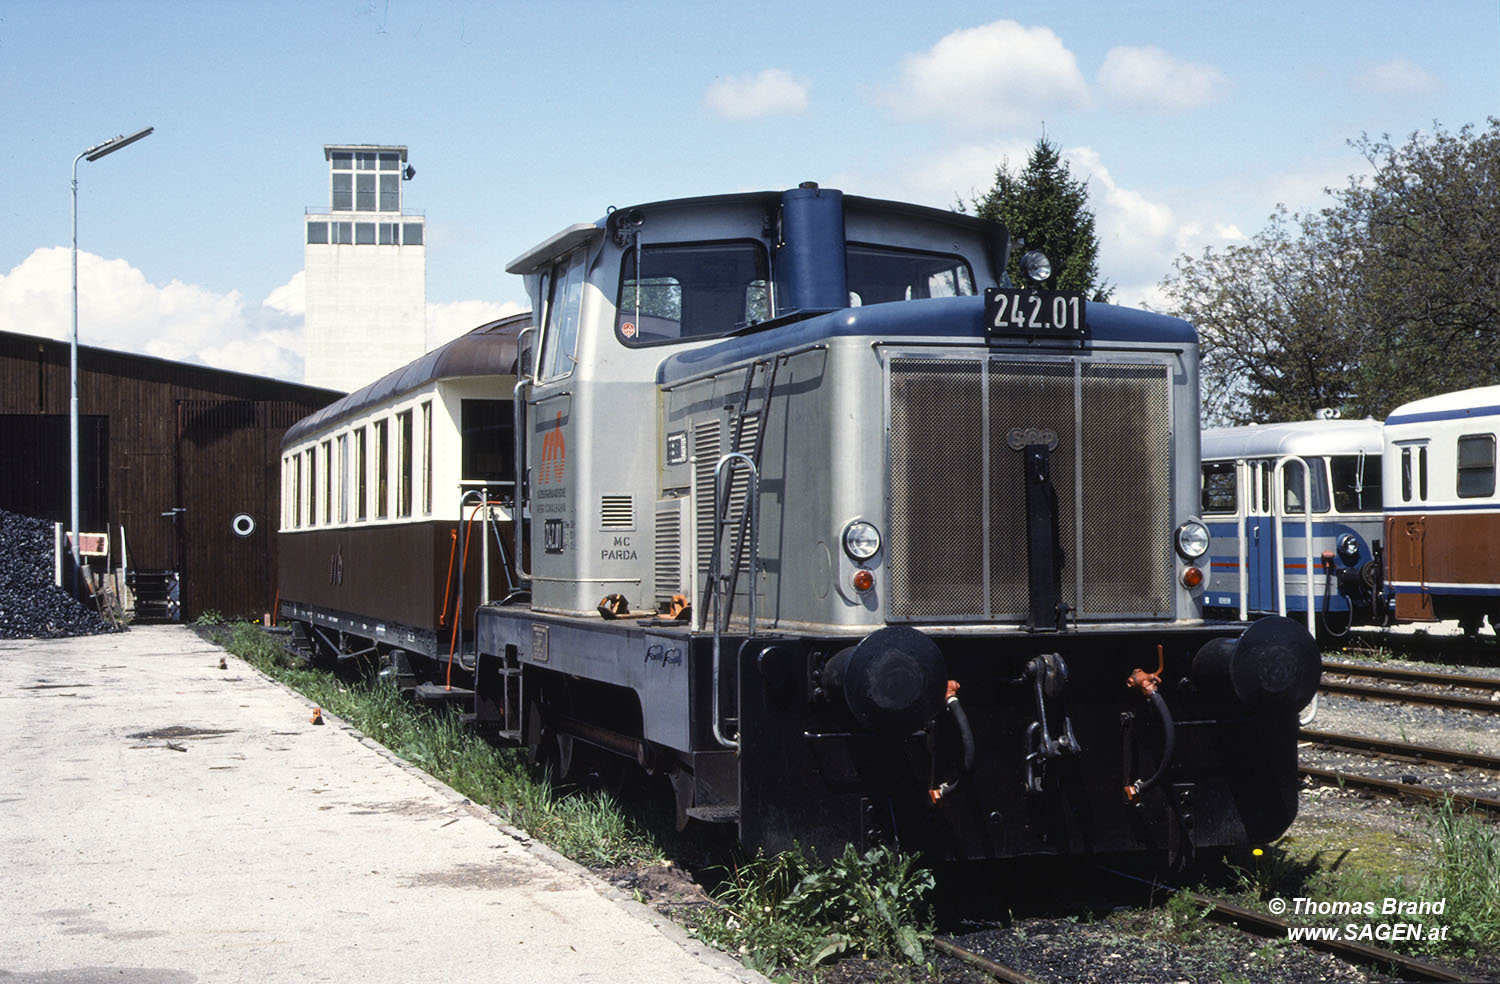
655 497 689 606
888 356 1174 621
600 494 635 530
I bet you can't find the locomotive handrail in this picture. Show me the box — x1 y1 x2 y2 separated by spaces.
1271 455 1317 635
512 372 534 584
709 451 760 750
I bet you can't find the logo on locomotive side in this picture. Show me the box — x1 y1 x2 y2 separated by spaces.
539 411 567 485
1006 426 1059 451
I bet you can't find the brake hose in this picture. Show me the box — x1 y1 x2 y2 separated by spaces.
928 682 976 805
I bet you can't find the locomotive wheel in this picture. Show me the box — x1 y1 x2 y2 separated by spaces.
524 674 576 778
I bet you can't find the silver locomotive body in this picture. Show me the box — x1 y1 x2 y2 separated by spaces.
469 185 1318 862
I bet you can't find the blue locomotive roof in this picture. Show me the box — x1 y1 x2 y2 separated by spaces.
654 295 1196 385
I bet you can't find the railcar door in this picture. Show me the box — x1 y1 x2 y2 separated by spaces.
1244 458 1277 613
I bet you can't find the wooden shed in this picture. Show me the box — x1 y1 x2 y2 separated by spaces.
0 329 340 620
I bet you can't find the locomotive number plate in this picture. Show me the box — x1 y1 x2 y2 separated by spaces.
984 287 1088 340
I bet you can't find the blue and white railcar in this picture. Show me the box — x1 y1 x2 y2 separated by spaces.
1200 417 1386 632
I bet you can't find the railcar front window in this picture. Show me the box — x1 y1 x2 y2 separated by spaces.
615 241 770 344
1200 461 1237 514
1330 453 1382 512
1457 434 1496 498
846 244 974 306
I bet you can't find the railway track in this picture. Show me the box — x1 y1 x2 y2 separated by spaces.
1101 869 1475 983
1320 660 1500 713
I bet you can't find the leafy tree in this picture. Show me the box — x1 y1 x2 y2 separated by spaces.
1161 119 1500 424
971 137 1114 301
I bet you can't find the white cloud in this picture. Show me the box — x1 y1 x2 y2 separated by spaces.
704 69 809 119
881 21 1089 129
426 299 527 350
1098 46 1227 111
1356 58 1440 98
0 247 305 381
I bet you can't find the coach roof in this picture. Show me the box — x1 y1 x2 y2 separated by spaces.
281 312 530 450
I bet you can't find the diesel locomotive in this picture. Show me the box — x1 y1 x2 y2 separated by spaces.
280 183 1319 864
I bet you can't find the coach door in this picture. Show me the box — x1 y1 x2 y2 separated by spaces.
1244 458 1277 612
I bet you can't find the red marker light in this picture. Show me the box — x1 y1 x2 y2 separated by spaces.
1181 566 1203 588
852 569 875 593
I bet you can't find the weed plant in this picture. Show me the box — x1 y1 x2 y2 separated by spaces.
1424 798 1500 951
693 844 935 973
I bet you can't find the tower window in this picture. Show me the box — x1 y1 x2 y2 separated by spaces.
403 223 423 246
355 223 376 245
379 174 400 212
379 223 399 245
307 222 328 244
331 173 352 211
356 174 376 210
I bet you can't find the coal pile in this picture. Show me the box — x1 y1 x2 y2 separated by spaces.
0 508 122 639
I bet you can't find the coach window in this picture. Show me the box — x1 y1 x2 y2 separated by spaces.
306 450 318 527
421 401 433 515
461 399 514 484
1399 443 1429 503
355 428 368 521
1200 461 1236 514
615 241 770 345
537 250 586 380
336 434 349 524
292 455 303 528
397 410 414 518
1330 453 1381 513
1457 434 1496 498
374 419 390 519
846 244 975 306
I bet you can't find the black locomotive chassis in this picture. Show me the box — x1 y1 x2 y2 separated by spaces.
475 606 1300 862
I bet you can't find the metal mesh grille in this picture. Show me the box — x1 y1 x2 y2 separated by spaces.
693 413 759 581
1079 363 1174 615
887 355 1175 621
888 360 984 618
655 498 684 605
600 494 635 530
988 361 1078 615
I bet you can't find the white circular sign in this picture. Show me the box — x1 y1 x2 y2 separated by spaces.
232 513 256 537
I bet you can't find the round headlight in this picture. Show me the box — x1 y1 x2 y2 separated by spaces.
843 521 881 561
1337 533 1360 564
1175 520 1210 560
1019 249 1053 284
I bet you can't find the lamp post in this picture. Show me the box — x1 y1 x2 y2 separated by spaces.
70 126 153 595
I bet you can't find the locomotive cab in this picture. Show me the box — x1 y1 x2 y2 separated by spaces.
475 184 1319 864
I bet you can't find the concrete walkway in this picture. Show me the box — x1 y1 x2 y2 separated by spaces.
0 625 762 984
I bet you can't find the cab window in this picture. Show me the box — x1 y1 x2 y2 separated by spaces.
616 241 769 345
1457 434 1496 498
846 244 974 306
1281 458 1329 514
538 250 586 380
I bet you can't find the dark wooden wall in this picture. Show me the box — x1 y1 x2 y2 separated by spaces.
0 331 339 620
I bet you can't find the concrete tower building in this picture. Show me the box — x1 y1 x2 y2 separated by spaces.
303 145 426 392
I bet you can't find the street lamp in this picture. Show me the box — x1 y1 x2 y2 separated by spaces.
70 126 153 595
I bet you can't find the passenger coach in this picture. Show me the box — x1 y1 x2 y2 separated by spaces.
1384 385 1500 634
278 314 527 663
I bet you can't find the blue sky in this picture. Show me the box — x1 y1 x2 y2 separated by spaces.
2 1 1496 383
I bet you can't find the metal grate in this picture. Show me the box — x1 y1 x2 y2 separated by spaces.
654 497 688 605
887 360 984 618
599 494 635 530
988 360 1078 616
887 355 1174 622
1079 363 1174 615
